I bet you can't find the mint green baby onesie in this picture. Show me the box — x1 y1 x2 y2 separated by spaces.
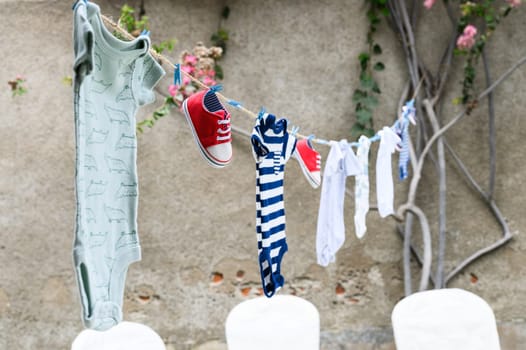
72 0 164 331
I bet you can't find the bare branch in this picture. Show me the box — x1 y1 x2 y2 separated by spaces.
443 140 486 198
406 53 526 206
423 100 447 289
445 231 513 283
397 204 432 292
403 215 414 296
396 224 436 287
483 49 497 199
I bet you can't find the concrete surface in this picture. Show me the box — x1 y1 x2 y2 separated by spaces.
0 0 525 349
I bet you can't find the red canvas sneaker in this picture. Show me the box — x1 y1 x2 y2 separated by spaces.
294 138 321 188
182 88 232 167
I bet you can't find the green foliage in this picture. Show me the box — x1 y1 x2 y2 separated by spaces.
8 76 27 97
62 76 73 86
119 4 176 54
214 63 224 80
456 0 515 104
119 4 149 34
351 0 389 140
211 28 229 53
153 39 176 54
211 6 230 53
221 6 231 20
137 96 177 133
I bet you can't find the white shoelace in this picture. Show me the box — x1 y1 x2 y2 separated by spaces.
217 118 231 141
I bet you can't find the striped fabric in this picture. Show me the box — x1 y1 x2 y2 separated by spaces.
204 90 224 113
251 113 296 297
398 119 410 180
398 100 416 180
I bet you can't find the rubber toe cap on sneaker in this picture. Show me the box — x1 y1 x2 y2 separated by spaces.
311 171 321 188
207 143 232 165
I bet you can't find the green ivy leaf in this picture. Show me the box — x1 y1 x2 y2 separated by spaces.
352 90 366 103
214 64 224 80
358 53 370 70
373 44 382 55
356 108 373 124
364 95 379 107
372 82 381 94
373 62 385 71
222 6 230 19
351 123 365 138
363 127 376 138
360 73 375 89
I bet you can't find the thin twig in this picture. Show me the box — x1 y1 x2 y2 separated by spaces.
443 140 486 197
434 32 458 105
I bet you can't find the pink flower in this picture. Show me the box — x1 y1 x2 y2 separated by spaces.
506 0 521 7
423 0 436 9
463 24 477 37
183 76 191 85
181 65 194 74
202 76 216 86
206 69 216 78
184 54 197 65
456 25 477 50
197 69 206 77
168 84 179 97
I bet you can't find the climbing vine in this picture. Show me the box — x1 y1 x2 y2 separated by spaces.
454 0 518 105
351 0 389 139
355 0 523 294
117 3 176 54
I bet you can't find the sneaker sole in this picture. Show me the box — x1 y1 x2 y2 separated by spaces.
293 151 320 189
182 99 232 168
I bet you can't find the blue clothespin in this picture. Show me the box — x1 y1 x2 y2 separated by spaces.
173 64 182 86
210 84 223 93
257 107 266 120
402 99 417 125
310 135 330 146
140 29 150 37
290 126 300 136
227 100 243 109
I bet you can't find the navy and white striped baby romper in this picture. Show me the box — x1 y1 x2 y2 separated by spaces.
251 113 296 297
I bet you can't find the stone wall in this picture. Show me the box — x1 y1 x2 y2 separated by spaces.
0 0 525 349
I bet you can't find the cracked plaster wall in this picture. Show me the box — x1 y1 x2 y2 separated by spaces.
0 0 525 349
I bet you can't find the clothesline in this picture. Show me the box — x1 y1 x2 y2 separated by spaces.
100 13 414 148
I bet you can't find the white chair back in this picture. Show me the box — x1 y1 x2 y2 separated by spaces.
226 295 319 350
392 288 500 350
72 321 165 350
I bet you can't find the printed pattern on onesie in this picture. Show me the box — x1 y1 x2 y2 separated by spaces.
72 0 164 331
251 113 296 297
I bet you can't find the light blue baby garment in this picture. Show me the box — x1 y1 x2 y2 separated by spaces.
354 135 371 239
72 0 164 330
